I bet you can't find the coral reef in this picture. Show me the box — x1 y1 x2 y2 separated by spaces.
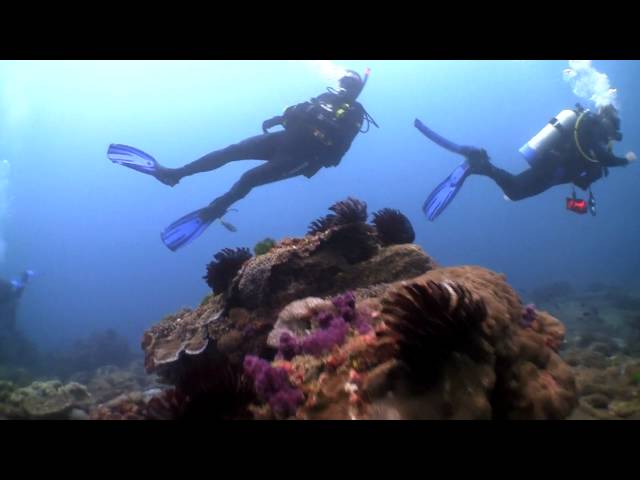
84 359 158 405
90 391 152 420
137 196 579 420
0 380 91 419
566 353 640 420
371 208 415 246
219 267 576 419
254 238 277 256
229 232 431 311
204 247 253 294
90 388 190 420
531 282 640 420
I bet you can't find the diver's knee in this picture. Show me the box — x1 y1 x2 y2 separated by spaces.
228 179 253 199
504 191 526 201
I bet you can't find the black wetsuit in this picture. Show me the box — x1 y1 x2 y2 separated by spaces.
477 111 629 200
175 92 365 218
0 279 21 332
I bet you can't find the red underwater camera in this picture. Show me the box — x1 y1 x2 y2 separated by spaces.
566 197 588 214
566 189 595 216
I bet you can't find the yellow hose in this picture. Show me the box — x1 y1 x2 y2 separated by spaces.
574 112 600 164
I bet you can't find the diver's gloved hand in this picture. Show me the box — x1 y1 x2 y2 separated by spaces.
21 270 35 283
262 116 284 134
625 151 637 163
465 147 492 174
154 166 181 187
465 147 489 162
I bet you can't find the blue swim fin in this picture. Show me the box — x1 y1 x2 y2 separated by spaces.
422 162 471 221
108 144 158 175
11 270 35 296
415 118 485 221
414 119 476 157
161 207 216 252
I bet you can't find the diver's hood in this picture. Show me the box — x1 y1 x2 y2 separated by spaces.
330 68 371 101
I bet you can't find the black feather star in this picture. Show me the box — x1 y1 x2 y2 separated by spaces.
328 197 368 225
203 247 253 294
371 208 415 245
382 280 487 383
307 214 338 235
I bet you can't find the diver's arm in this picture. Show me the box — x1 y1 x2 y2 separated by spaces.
595 144 632 167
263 96 321 133
581 115 631 167
262 115 285 134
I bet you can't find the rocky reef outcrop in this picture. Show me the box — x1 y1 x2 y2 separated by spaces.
129 197 577 420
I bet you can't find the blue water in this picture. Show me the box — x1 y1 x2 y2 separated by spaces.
1 60 639 352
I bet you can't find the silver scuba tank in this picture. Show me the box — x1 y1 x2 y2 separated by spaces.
519 109 579 167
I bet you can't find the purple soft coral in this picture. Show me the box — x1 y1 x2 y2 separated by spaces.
316 310 334 329
276 292 367 361
354 315 373 334
333 291 372 334
243 355 304 418
301 317 349 356
278 332 301 361
332 292 357 323
521 303 537 327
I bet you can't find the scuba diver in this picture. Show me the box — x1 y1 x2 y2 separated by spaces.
417 104 635 220
108 69 377 251
0 270 34 332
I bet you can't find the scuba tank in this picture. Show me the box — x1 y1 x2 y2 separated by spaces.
519 109 579 168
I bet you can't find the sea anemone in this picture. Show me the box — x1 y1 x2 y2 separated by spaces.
203 247 253 294
329 197 368 224
382 280 487 383
371 208 416 245
254 238 277 256
307 214 338 235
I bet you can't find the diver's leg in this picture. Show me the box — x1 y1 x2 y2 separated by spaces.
466 149 565 201
155 132 283 186
201 155 304 221
482 165 565 201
